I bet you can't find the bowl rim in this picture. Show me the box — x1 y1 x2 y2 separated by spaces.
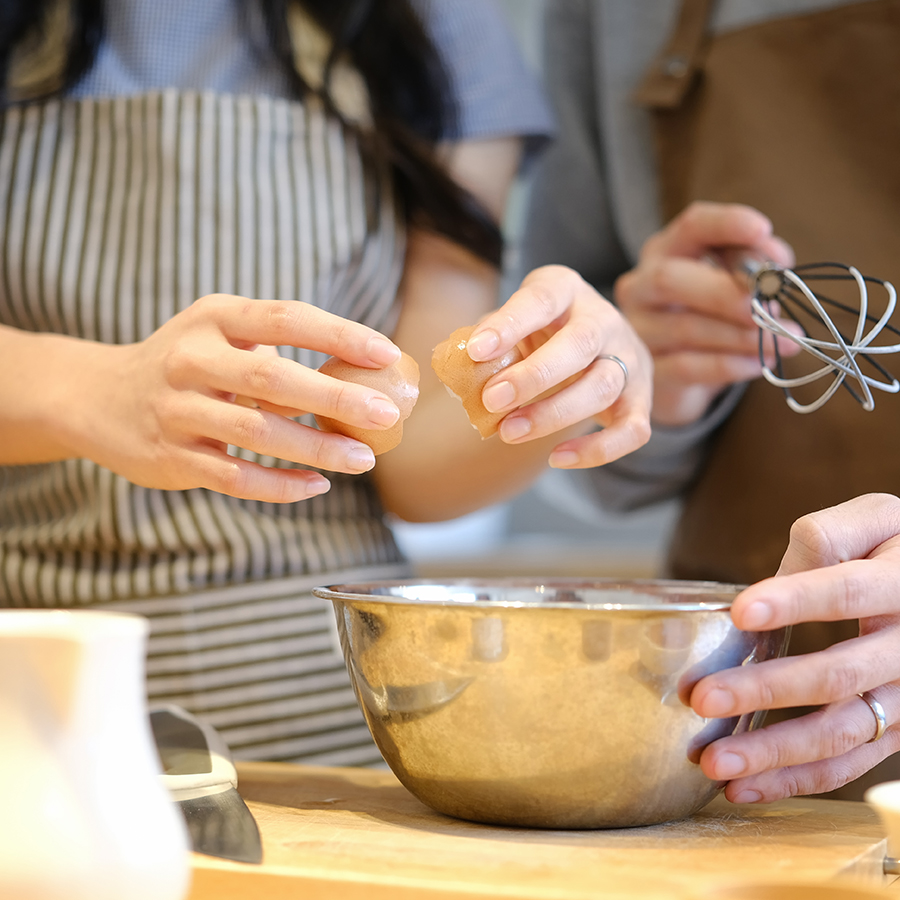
312 576 748 612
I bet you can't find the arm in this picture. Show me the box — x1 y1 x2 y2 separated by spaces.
373 137 652 523
0 301 411 503
687 493 900 801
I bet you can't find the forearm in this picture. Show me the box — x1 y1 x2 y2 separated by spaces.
0 324 120 464
371 230 572 521
371 133 651 521
374 373 572 522
373 225 653 522
1 297 426 504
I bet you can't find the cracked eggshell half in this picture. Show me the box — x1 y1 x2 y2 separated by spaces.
315 352 420 455
431 325 524 438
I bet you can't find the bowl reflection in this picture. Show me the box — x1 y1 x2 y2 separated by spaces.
312 578 790 829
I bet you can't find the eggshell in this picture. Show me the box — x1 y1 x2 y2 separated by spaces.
431 325 524 438
315 352 420 455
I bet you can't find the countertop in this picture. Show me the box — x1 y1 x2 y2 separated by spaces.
186 760 897 900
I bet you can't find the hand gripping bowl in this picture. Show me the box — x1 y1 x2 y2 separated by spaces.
312 578 790 829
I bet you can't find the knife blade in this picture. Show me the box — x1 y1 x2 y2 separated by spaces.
149 704 263 865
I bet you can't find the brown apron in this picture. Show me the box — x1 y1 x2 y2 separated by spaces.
634 0 900 799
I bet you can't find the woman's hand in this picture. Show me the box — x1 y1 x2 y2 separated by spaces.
5 295 406 503
464 264 653 468
614 201 799 427
688 493 900 801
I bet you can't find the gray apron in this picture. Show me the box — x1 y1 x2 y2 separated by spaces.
0 90 411 765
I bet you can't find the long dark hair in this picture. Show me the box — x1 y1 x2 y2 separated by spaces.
0 0 503 266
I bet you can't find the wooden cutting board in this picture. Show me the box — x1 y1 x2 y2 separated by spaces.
187 761 894 900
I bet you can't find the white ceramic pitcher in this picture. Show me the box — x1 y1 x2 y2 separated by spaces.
0 609 191 900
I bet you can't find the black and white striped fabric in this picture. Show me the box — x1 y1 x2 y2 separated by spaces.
0 89 410 765
0 0 552 766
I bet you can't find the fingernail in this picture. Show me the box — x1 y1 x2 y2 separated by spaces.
714 752 746 779
549 449 580 468
482 380 515 413
732 790 762 804
367 398 400 427
366 337 402 365
307 475 331 496
702 688 735 717
741 601 772 630
347 447 376 472
500 416 531 442
467 329 499 361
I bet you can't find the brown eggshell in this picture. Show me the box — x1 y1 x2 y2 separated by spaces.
431 325 524 438
314 352 420 455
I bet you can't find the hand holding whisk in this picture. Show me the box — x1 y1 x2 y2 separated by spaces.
714 250 900 413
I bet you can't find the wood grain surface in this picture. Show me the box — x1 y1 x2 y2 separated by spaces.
186 760 897 900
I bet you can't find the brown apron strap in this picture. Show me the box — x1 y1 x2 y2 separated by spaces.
632 0 718 109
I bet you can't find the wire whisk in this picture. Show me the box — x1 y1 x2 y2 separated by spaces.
730 255 900 413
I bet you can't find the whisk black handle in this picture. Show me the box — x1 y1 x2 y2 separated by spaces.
704 247 785 299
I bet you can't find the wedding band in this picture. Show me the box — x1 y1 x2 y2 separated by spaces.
860 692 887 743
599 354 628 391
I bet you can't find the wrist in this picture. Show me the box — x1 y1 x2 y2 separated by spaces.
0 329 124 464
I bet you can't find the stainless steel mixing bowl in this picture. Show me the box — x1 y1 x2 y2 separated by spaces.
312 578 790 829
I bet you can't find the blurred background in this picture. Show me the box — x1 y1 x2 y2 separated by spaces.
389 0 680 579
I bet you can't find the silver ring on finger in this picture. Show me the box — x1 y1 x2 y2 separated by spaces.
860 691 888 743
598 354 628 392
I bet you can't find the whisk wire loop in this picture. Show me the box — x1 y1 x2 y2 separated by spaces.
745 259 900 413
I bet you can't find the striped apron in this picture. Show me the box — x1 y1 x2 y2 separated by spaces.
0 89 411 766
